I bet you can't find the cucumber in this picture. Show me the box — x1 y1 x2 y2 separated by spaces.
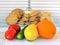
16 25 28 39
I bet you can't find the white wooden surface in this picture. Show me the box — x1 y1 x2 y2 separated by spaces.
0 27 60 45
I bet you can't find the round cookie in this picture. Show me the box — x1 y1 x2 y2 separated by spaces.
6 8 24 25
19 17 28 25
23 14 29 18
30 16 37 21
30 10 40 17
40 12 51 21
6 16 19 24
30 21 38 24
10 8 24 19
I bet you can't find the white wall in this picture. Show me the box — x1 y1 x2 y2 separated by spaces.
0 0 60 27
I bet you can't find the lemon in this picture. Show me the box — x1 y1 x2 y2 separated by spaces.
24 24 38 41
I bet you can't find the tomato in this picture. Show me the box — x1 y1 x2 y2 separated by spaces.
8 24 21 32
5 29 16 40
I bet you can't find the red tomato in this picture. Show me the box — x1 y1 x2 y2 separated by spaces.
8 24 21 32
5 29 16 40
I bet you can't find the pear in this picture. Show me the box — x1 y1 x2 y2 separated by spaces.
24 24 38 41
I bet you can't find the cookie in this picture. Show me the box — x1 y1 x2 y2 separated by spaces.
11 8 23 14
10 8 24 19
23 14 29 18
19 20 29 25
40 12 51 21
18 10 41 25
8 13 19 18
30 10 40 17
6 8 24 25
19 17 28 25
30 21 37 24
36 16 40 22
30 16 37 21
6 16 19 24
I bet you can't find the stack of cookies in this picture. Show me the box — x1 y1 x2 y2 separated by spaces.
6 8 51 25
19 14 29 25
19 10 41 25
6 8 24 24
29 10 40 24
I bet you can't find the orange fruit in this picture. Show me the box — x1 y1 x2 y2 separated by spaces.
37 20 56 39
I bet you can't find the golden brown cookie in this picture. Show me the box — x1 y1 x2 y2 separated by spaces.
18 10 41 25
6 16 19 24
8 13 19 18
30 10 40 17
10 8 24 18
11 8 23 14
23 14 29 18
36 16 40 22
19 17 28 25
30 16 37 21
30 21 37 24
19 20 29 25
6 8 24 25
18 13 29 25
40 12 51 21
